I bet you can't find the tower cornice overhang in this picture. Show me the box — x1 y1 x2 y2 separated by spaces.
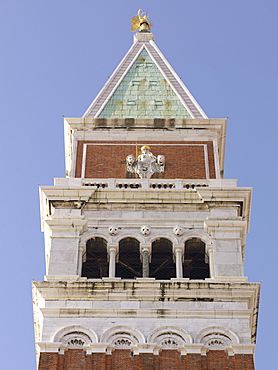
39 185 252 232
33 279 260 344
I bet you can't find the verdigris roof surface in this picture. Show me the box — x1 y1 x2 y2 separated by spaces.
98 48 191 119
83 33 207 119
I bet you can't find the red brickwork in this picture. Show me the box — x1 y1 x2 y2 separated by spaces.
39 352 59 369
38 349 255 370
63 349 86 370
74 141 216 179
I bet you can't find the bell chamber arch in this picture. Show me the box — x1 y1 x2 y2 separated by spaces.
81 237 109 278
183 238 210 280
116 237 142 279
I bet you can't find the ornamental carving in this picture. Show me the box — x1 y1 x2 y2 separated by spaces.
67 338 85 348
201 332 233 350
161 338 179 349
126 145 165 179
141 225 151 236
173 226 184 236
207 339 226 350
108 226 119 236
114 338 132 349
60 331 92 349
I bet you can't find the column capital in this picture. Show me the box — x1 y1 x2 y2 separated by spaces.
107 244 118 253
173 244 184 253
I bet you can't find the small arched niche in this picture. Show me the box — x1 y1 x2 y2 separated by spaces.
150 238 175 280
116 237 141 279
81 237 108 278
183 238 210 279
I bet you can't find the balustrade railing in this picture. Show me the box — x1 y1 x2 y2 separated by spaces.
82 179 209 189
54 177 237 189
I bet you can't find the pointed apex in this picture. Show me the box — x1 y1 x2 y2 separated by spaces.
83 18 207 120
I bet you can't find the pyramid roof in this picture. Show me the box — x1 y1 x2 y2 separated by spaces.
83 33 207 119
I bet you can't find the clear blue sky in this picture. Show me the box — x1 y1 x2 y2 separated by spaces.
0 1 277 368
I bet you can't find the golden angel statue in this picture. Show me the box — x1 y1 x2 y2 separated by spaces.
131 9 153 32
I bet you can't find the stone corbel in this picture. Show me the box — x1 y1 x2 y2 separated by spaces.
84 343 109 354
177 344 204 355
199 344 234 356
230 344 255 355
131 343 161 355
38 342 62 353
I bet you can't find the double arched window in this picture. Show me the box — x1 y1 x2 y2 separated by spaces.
81 237 210 280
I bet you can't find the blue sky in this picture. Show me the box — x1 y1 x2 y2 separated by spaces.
0 1 277 368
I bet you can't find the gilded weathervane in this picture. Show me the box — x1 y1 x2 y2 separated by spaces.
131 9 153 33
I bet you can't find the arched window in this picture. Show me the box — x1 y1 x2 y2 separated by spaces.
81 237 108 278
116 238 141 279
183 238 210 279
150 238 175 279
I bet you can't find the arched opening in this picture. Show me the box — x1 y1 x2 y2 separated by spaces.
81 237 108 278
116 238 141 279
150 238 175 279
183 238 210 279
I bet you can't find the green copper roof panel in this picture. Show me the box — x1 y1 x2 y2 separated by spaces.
98 48 191 119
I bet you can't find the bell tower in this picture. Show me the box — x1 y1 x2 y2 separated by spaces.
33 11 260 370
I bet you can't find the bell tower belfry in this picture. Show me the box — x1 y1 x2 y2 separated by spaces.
33 11 260 370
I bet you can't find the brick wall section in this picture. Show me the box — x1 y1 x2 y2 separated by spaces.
159 350 186 369
58 354 64 370
75 141 216 179
234 354 255 370
110 349 135 369
206 350 230 370
39 353 59 369
186 353 203 369
89 353 106 370
63 349 86 370
38 350 255 370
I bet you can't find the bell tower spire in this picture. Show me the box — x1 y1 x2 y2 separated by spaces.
33 11 260 370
